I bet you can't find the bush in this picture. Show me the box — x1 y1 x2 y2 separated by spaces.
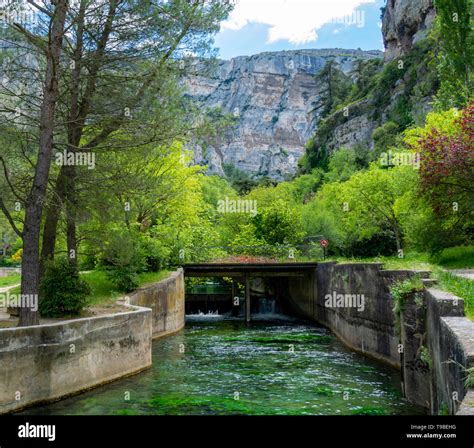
101 229 147 292
344 229 398 257
390 275 424 335
106 264 140 293
39 257 91 317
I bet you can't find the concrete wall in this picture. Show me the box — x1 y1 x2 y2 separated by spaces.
287 263 411 367
425 289 474 415
287 271 317 319
0 269 185 414
285 262 474 415
128 269 185 338
0 306 152 414
0 267 21 278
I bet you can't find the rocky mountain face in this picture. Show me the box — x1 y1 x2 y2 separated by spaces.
315 0 437 158
186 49 382 179
187 0 437 179
382 0 435 61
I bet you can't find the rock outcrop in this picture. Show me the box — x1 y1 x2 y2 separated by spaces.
382 0 436 61
186 49 382 179
186 0 438 179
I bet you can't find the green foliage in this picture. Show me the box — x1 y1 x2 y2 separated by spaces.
372 121 400 160
420 346 433 369
0 273 20 287
433 0 474 108
403 106 473 253
252 199 304 245
390 275 425 335
371 60 405 112
324 145 369 182
466 367 474 389
315 60 353 115
82 270 170 306
438 402 450 415
390 276 425 308
101 228 147 293
434 246 474 268
200 175 236 209
223 163 259 194
39 257 91 317
349 58 384 101
432 267 474 320
302 39 439 173
303 164 417 256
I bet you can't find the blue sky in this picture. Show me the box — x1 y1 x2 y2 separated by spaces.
214 0 386 60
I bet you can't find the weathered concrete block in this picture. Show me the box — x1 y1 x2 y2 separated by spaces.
426 288 474 415
128 269 185 338
0 306 152 414
400 293 430 409
457 390 474 415
314 263 400 367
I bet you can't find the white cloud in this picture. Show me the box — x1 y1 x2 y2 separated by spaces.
222 0 375 44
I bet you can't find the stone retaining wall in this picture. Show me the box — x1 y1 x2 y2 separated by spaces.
0 270 185 414
288 262 413 367
0 306 152 414
128 269 185 338
425 289 474 415
286 262 474 415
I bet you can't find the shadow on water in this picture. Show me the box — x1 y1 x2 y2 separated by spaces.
20 314 426 416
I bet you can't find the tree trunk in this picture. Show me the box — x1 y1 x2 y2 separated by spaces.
66 166 78 269
394 226 402 254
40 166 68 275
19 0 68 327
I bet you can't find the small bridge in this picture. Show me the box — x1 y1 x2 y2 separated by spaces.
183 262 319 277
183 262 319 322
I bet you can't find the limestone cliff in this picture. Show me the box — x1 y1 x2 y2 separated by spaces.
187 0 437 179
382 0 436 61
186 49 382 179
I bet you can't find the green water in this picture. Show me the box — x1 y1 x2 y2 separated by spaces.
21 317 425 415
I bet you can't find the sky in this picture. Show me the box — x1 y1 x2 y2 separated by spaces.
214 0 386 60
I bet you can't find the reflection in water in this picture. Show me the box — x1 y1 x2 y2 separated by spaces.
21 316 425 415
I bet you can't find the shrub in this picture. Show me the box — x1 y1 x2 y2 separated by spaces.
102 229 147 292
390 275 425 335
345 229 398 257
466 367 474 389
39 257 91 317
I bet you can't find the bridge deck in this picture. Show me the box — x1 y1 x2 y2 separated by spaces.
183 262 318 277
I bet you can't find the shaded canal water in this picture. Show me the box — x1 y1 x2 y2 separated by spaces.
22 316 425 415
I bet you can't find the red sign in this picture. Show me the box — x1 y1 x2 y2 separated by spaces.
320 239 329 248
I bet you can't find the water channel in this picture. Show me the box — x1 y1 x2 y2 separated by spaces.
21 315 425 415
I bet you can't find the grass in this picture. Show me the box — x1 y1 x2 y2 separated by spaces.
328 246 473 271
0 273 21 288
466 367 474 389
434 246 474 269
330 252 433 271
82 270 170 306
432 267 474 321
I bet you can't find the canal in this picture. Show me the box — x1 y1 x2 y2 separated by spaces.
21 315 425 415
